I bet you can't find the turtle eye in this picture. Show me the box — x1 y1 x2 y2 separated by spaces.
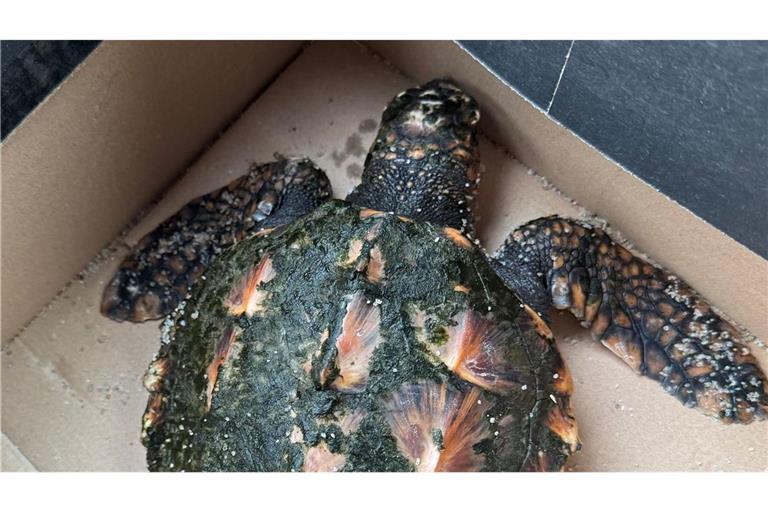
465 108 480 126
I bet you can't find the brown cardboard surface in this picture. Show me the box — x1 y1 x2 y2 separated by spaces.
2 41 766 471
1 40 303 343
2 433 36 471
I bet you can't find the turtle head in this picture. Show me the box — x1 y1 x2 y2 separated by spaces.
381 79 480 141
347 79 482 237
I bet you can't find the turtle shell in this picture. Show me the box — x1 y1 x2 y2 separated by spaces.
142 200 579 471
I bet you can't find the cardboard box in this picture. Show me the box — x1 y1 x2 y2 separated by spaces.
2 41 766 471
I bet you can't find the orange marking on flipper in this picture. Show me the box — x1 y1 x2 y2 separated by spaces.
622 292 638 308
669 339 697 362
600 329 643 373
569 281 587 318
616 246 633 263
167 255 187 274
735 401 757 423
657 301 675 318
644 344 670 376
383 381 491 472
153 272 171 286
397 215 414 223
733 347 759 367
692 300 711 317
643 313 664 337
671 310 687 325
224 255 276 316
546 403 580 452
133 292 162 322
442 227 472 249
205 325 243 411
583 298 601 325
590 308 611 338
365 245 386 284
685 364 715 378
425 310 524 394
695 388 733 421
303 443 346 472
329 293 383 392
453 284 470 294
612 309 632 329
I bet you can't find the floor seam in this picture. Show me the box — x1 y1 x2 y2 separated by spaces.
547 40 575 114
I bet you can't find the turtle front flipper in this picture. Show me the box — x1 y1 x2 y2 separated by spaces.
491 215 768 424
101 158 331 322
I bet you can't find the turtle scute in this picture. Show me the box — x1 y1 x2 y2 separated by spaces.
142 200 578 472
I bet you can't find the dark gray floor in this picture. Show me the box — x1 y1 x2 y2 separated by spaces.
460 41 768 259
1 40 99 139
460 40 572 108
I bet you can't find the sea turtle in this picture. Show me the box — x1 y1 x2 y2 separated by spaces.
101 79 767 472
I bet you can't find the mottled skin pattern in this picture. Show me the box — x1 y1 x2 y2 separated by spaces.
493 216 768 423
101 159 331 322
142 202 575 471
103 79 767 472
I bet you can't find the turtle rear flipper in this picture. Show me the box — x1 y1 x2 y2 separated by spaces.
101 158 331 322
492 215 768 424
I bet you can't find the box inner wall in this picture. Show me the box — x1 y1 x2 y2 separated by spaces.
3 41 766 472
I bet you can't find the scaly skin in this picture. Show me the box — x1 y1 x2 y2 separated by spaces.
101 158 331 322
492 216 768 424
